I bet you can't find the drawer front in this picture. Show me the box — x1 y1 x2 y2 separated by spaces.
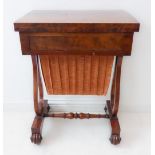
20 33 133 55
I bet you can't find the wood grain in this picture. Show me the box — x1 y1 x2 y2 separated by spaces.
14 10 140 33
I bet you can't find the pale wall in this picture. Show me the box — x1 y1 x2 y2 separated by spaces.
4 0 150 113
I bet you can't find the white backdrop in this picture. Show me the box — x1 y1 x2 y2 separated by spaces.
4 0 150 113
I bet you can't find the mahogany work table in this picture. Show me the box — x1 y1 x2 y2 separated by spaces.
14 10 140 145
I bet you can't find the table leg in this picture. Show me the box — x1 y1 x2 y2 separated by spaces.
30 115 43 144
31 55 50 144
105 56 123 144
111 56 123 116
30 99 50 144
109 117 121 145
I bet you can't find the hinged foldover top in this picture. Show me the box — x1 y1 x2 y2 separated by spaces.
14 10 140 33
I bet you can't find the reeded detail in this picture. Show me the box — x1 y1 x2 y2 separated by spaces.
40 55 114 95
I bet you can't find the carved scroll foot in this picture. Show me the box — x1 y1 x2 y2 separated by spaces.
31 116 44 144
109 117 121 145
110 134 121 145
31 133 42 144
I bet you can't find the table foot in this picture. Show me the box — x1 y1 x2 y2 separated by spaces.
109 117 121 145
30 115 44 144
31 133 42 144
110 134 121 145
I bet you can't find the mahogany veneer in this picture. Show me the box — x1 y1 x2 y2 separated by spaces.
14 10 140 145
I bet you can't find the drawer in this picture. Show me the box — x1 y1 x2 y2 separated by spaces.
20 33 133 55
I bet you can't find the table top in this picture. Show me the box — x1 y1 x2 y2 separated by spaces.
14 10 140 33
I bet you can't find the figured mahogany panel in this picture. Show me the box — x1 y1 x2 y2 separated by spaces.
29 33 133 54
14 10 140 33
19 32 134 56
40 55 114 95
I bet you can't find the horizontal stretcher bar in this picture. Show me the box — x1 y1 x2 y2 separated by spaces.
44 112 110 119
